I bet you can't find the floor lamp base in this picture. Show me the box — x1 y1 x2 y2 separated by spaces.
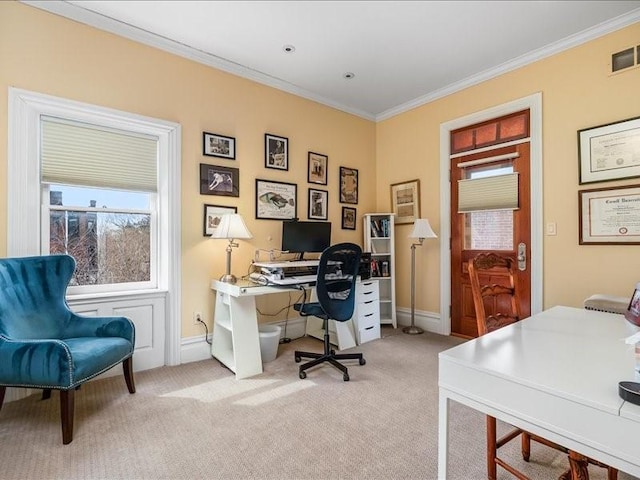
402 325 424 335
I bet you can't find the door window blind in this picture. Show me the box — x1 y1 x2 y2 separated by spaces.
458 173 519 213
41 116 158 192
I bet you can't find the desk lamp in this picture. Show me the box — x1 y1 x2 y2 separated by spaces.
404 218 437 335
211 213 253 284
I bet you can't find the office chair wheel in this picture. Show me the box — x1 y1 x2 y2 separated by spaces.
359 358 366 365
343 373 350 381
299 371 307 379
295 355 301 363
330 349 336 355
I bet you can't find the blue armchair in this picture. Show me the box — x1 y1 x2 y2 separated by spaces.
0 255 135 444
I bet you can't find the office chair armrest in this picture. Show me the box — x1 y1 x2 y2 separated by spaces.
65 312 135 344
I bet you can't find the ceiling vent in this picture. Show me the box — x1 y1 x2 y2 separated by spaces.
611 45 639 74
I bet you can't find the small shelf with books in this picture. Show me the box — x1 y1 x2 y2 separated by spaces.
363 213 396 328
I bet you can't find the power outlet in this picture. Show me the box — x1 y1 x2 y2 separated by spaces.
193 311 203 326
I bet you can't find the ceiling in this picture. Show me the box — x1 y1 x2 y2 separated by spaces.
26 1 640 121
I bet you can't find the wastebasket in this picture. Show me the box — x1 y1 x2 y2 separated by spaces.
258 324 281 363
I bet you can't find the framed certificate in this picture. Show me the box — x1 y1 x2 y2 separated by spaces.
579 185 640 244
578 116 640 184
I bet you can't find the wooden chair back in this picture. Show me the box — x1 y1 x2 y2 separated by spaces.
468 253 521 336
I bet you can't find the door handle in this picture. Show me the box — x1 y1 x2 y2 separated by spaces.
517 243 526 271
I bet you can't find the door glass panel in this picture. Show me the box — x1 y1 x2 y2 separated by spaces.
463 162 514 250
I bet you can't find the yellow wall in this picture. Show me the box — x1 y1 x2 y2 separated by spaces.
377 22 640 312
0 3 376 336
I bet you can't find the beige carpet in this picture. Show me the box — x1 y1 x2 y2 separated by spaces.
0 327 636 480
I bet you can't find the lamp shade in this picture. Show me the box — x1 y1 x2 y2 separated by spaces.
210 214 253 240
409 218 437 240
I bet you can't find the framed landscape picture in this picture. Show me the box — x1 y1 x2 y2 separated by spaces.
200 163 239 197
203 132 235 160
203 204 237 236
390 179 420 224
255 179 297 220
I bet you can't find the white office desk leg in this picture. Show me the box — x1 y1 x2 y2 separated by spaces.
437 390 450 479
211 291 263 379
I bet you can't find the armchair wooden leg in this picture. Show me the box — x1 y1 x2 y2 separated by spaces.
487 415 497 480
60 389 74 445
123 357 136 394
0 386 5 411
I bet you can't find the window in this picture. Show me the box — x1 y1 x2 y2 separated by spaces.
40 116 158 293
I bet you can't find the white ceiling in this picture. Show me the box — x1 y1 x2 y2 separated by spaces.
25 1 640 121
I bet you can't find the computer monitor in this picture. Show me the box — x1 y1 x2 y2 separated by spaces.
281 220 331 259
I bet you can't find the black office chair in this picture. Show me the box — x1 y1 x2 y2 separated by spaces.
294 242 366 381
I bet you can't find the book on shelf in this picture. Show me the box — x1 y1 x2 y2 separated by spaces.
381 261 390 277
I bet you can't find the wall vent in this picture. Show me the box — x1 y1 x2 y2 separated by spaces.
611 45 640 74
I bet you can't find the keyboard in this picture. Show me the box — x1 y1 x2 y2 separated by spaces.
270 274 317 285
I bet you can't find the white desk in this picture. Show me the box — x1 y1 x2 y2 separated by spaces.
438 306 640 479
210 279 356 379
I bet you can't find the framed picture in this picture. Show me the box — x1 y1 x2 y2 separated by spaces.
308 188 328 220
391 179 420 224
578 116 640 184
203 204 237 237
308 152 328 185
200 164 239 197
625 283 640 326
265 133 288 170
579 184 640 244
255 178 297 220
203 132 235 160
341 207 356 230
339 166 358 204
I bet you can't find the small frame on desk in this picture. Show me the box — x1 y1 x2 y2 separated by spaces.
255 178 297 220
341 207 356 230
308 152 328 185
308 188 328 220
625 284 640 326
203 132 235 160
265 133 288 170
203 204 237 237
200 163 239 197
339 166 358 204
578 116 640 184
391 179 420 224
578 184 640 245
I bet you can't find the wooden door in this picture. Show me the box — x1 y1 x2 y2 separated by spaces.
450 111 531 338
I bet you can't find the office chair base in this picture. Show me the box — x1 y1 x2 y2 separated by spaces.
295 350 365 381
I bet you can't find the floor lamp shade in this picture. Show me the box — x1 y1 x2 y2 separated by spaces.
210 214 253 284
404 218 437 335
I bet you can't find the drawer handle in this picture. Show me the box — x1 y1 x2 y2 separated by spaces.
364 300 373 305
363 291 373 295
364 313 373 317
365 326 374 331
364 282 373 286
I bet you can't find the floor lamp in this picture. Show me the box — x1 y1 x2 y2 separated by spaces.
403 218 437 335
210 213 253 284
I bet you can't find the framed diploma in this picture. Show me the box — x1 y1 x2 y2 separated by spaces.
578 116 640 184
579 185 640 245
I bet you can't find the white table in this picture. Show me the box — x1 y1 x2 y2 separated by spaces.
438 305 640 479
210 279 356 379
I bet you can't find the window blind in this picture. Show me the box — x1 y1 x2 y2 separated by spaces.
41 116 158 192
458 173 519 213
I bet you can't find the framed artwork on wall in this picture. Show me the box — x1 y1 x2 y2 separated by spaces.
265 133 288 170
308 152 328 185
308 188 328 220
341 207 356 230
390 179 420 224
203 204 237 237
200 164 239 197
578 184 640 244
255 178 297 220
203 132 235 160
339 166 358 204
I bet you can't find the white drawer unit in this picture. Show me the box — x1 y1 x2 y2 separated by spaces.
353 280 381 344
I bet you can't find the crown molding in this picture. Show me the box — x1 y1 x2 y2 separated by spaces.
22 1 640 123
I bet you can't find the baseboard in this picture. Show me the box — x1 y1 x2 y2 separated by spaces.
396 307 443 334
